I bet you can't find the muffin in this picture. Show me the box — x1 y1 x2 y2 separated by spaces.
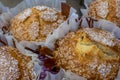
0 46 35 80
10 6 66 42
88 0 120 26
53 28 120 80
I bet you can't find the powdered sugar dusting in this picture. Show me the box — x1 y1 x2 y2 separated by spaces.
116 0 120 18
17 8 32 21
42 23 58 35
84 28 115 47
28 22 39 40
98 63 111 78
41 10 58 22
96 0 108 18
34 6 48 11
0 47 19 80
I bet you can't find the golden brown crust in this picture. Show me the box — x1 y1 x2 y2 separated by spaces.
88 0 120 27
0 46 34 80
84 28 120 53
54 28 120 80
10 6 66 42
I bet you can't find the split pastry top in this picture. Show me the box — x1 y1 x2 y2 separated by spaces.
54 28 120 80
10 6 66 42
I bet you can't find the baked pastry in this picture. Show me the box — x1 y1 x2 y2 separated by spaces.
54 28 120 80
10 6 66 42
88 0 120 26
0 46 34 80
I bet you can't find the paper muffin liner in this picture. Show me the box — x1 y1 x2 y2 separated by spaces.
80 0 120 46
0 0 66 27
45 7 79 49
0 0 86 80
45 16 120 80
80 0 120 27
0 33 39 80
0 0 79 54
0 0 67 80
0 16 120 80
0 33 40 80
46 16 120 49
0 2 9 14
0 0 68 55
5 2 79 52
0 0 120 80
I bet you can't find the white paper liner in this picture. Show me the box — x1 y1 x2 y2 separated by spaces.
4 17 120 80
1 17 120 80
62 70 87 80
39 69 65 80
36 67 87 80
44 16 120 80
3 7 79 56
0 0 73 80
80 0 94 16
0 1 9 14
80 0 120 27
0 0 120 80
0 0 66 27
41 15 120 80
45 7 79 49
0 0 86 80
81 17 120 39
80 0 120 39
80 0 94 17
10 5 82 80
0 33 39 80
0 0 67 53
46 16 120 50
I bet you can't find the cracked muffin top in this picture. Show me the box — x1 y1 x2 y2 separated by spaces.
10 6 66 42
53 28 120 80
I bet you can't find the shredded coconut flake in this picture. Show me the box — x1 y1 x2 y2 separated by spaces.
17 8 32 21
96 0 108 18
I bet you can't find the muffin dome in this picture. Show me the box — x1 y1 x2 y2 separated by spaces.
88 0 120 26
54 28 120 80
0 46 34 80
10 6 66 42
